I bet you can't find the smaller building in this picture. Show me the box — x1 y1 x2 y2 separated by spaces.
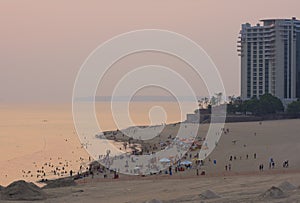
186 109 211 123
186 113 200 123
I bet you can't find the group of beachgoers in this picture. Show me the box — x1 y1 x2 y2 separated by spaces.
19 156 93 183
15 121 294 184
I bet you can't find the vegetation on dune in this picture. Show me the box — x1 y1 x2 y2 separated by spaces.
199 93 290 116
286 100 300 114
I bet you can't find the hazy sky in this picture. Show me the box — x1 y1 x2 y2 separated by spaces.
1 0 300 103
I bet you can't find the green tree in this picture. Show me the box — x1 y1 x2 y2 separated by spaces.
258 93 284 114
242 96 260 114
241 94 284 115
287 100 300 114
227 95 244 114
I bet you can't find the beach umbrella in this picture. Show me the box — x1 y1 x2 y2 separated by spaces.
159 158 171 163
180 160 192 165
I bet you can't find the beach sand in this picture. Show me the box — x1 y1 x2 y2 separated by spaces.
44 172 300 202
2 172 300 202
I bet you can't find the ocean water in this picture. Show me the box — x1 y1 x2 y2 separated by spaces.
0 102 192 185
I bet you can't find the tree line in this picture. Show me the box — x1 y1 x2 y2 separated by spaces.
197 93 300 115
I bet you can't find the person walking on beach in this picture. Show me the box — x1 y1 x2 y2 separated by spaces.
283 160 289 168
268 158 275 169
259 164 264 171
169 166 172 176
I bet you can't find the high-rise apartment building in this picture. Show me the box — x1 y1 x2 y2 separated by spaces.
238 17 300 102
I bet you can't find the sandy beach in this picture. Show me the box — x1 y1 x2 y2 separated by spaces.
1 104 300 202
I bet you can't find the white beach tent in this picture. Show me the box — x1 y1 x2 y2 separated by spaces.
180 160 192 165
159 158 171 163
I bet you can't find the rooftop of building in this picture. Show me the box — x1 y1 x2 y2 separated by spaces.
260 17 298 22
243 17 299 28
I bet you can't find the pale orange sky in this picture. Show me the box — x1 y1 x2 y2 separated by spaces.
1 0 299 102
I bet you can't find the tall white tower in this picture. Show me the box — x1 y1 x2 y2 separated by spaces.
238 17 300 103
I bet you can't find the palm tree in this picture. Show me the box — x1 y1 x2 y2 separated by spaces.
210 96 217 106
204 97 209 107
198 99 203 109
228 95 236 104
214 92 223 105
